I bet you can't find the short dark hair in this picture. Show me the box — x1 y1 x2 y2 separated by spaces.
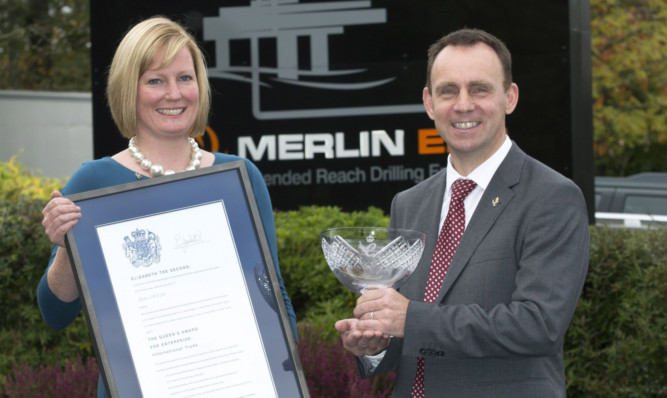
425 28 513 92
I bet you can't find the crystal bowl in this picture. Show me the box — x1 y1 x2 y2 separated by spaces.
321 227 425 294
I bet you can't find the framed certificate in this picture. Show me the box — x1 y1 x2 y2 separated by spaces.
65 161 309 398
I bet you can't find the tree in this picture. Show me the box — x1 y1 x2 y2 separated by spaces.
0 0 90 91
591 0 667 175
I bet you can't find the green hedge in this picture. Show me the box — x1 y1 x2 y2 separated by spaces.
276 209 666 396
0 162 91 387
275 205 389 336
0 197 92 387
0 173 665 395
564 227 666 397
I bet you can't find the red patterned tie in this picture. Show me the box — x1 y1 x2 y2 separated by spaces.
410 178 477 398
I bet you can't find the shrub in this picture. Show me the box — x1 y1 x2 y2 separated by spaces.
2 356 98 398
0 160 87 386
0 154 64 201
275 205 389 338
0 196 93 386
1 164 664 397
298 324 395 397
564 227 666 397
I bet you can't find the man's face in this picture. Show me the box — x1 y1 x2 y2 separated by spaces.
423 43 518 172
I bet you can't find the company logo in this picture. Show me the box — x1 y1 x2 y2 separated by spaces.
203 0 423 120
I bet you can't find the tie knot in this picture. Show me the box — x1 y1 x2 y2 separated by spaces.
451 179 477 202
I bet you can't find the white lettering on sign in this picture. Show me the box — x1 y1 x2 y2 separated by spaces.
238 130 404 161
262 164 437 187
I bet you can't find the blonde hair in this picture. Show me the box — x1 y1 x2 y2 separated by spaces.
106 16 211 139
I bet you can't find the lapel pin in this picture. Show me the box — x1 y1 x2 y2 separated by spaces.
492 197 500 207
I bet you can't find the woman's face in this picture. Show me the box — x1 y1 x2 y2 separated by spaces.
136 46 199 139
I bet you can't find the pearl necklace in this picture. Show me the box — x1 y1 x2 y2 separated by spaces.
128 136 202 177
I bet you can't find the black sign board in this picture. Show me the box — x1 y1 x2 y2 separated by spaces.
91 0 593 217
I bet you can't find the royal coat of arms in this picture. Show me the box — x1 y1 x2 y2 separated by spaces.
123 228 161 267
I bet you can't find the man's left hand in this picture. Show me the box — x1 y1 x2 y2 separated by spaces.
353 288 409 338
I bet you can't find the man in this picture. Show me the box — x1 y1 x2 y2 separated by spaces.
335 28 590 397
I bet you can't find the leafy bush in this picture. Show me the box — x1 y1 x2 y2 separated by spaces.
0 196 92 387
1 163 664 396
0 154 64 201
298 325 395 397
2 356 98 398
275 205 389 337
0 160 89 386
564 227 666 397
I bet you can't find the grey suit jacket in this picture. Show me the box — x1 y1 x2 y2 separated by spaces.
362 143 590 397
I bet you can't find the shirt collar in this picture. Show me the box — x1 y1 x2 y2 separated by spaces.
446 135 512 193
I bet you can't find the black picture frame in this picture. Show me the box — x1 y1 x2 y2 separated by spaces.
64 160 308 397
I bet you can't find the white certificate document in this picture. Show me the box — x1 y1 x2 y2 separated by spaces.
96 201 277 397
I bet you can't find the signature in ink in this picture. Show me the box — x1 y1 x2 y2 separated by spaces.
174 231 206 253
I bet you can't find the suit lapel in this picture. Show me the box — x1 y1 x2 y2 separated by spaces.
436 144 526 302
401 168 448 299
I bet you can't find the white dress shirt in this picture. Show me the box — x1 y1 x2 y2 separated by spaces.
440 135 512 229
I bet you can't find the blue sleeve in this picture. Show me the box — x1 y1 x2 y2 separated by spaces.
37 246 83 330
243 159 298 341
36 161 113 330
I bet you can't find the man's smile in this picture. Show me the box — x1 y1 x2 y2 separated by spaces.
452 121 481 129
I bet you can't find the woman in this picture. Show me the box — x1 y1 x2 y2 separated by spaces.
38 16 297 397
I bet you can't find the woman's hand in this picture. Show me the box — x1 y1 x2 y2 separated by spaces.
42 191 81 247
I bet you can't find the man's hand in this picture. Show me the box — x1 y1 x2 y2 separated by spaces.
335 318 391 357
353 288 409 338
